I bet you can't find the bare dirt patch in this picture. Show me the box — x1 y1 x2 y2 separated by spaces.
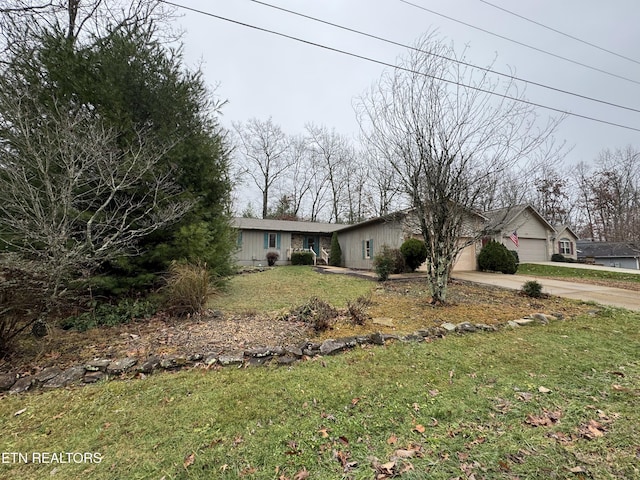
1 279 596 374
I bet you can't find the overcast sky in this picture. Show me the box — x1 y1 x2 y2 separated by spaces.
170 0 640 190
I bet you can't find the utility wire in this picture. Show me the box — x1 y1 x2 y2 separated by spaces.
249 0 640 114
478 0 640 66
398 0 640 87
159 1 640 133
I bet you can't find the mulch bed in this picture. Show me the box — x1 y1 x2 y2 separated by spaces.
1 279 598 376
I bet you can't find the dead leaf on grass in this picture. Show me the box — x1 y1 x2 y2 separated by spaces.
579 419 606 439
413 424 426 434
568 465 587 474
386 434 398 445
183 453 195 469
538 386 552 393
13 408 27 416
293 467 310 480
525 410 562 427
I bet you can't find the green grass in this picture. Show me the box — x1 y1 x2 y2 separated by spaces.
519 263 640 283
210 266 374 314
1 309 638 479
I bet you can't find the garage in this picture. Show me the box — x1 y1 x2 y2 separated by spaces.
512 238 548 263
452 242 477 271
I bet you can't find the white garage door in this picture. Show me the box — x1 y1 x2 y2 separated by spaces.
515 238 548 263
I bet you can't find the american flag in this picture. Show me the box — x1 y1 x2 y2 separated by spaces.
509 231 519 247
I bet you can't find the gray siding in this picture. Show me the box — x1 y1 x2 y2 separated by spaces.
339 219 404 269
235 230 292 266
594 256 639 270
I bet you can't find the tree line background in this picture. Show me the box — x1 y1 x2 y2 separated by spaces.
232 117 640 243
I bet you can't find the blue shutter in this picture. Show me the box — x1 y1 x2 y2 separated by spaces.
237 231 243 246
276 233 281 249
362 240 365 259
264 233 268 249
370 238 374 257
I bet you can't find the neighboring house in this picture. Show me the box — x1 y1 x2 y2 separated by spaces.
484 204 556 262
335 209 484 272
552 225 579 260
576 241 640 270
232 217 345 266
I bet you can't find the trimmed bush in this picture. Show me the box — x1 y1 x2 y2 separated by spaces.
163 261 212 316
400 238 428 272
522 280 543 298
291 251 314 265
329 232 342 266
510 250 520 267
478 241 517 274
266 251 279 266
551 253 566 262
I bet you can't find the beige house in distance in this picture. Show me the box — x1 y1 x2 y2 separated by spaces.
484 204 556 262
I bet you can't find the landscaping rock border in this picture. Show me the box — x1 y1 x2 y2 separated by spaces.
0 312 566 395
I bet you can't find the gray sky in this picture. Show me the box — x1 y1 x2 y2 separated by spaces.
172 0 640 178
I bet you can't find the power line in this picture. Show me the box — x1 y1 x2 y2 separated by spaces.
249 0 640 115
478 0 640 66
397 0 640 87
159 1 640 133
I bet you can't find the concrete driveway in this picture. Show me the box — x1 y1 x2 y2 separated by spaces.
453 271 640 311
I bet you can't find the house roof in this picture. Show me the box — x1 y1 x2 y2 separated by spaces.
232 217 348 234
576 241 640 259
553 224 580 240
332 210 411 233
484 204 555 233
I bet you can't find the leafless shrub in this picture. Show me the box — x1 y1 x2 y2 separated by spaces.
347 294 372 326
282 297 338 332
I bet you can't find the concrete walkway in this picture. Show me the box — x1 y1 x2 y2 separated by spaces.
453 271 640 311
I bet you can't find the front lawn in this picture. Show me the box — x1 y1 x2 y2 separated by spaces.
210 266 374 314
518 263 640 291
1 308 638 479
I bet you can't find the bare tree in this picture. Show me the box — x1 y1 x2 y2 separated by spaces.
278 134 313 219
233 117 292 219
532 167 571 226
0 97 192 305
356 32 563 303
0 0 173 52
576 146 640 241
361 147 401 217
305 124 352 223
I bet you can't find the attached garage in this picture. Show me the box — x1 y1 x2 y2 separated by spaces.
513 238 548 262
452 242 477 271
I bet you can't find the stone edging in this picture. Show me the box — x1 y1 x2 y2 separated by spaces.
0 312 564 395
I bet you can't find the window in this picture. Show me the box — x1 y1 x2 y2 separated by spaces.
264 232 281 249
363 239 373 259
268 233 277 249
559 239 572 255
237 231 243 247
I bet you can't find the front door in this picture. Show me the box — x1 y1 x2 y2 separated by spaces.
304 236 319 255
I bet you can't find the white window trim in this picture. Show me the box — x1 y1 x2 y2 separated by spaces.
559 239 571 255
